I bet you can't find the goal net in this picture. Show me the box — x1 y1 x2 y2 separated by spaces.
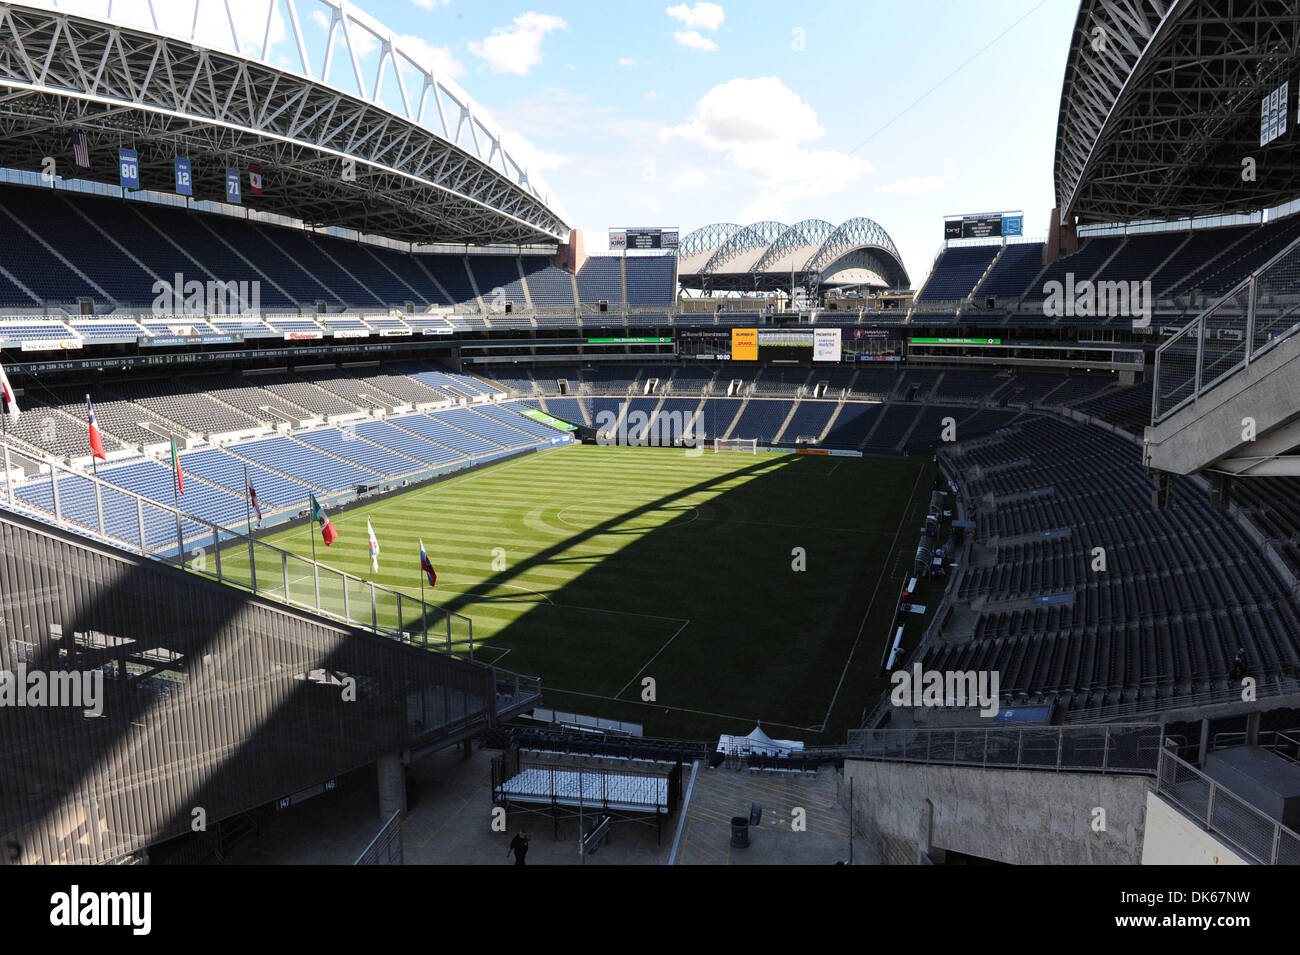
713 437 757 453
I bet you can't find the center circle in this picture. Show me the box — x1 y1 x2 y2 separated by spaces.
556 500 700 532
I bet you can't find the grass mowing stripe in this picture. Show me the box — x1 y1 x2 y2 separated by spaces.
227 444 935 741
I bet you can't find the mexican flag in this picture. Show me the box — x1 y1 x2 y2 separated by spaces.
310 493 337 546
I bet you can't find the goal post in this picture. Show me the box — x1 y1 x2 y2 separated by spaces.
713 437 757 453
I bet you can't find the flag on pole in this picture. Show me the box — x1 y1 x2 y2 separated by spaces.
249 482 263 523
419 539 436 588
170 436 184 494
310 493 337 546
248 165 263 195
0 361 18 422
86 396 106 460
70 131 90 168
367 517 379 573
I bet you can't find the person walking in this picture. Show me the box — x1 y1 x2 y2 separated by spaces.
507 830 530 866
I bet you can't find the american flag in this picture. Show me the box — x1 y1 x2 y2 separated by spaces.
70 131 90 168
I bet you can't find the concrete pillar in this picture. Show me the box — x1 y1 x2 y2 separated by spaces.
377 752 406 819
1198 718 1210 765
1246 712 1261 746
918 798 945 865
1046 207 1079 262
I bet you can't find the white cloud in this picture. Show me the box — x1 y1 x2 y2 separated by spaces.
667 2 725 31
645 90 659 101
874 175 945 196
309 9 329 30
412 0 452 7
393 33 465 78
618 57 638 67
500 130 569 173
873 159 955 196
673 30 718 52
468 12 567 76
661 76 871 214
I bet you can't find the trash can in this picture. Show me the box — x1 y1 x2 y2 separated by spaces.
730 816 750 849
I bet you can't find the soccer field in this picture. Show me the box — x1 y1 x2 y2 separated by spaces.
233 443 939 743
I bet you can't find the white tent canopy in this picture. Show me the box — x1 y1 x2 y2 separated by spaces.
716 724 805 756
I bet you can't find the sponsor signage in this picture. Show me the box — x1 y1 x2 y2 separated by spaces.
331 329 371 338
585 336 672 344
283 330 323 340
813 327 842 362
522 409 577 431
422 327 453 335
140 334 240 347
730 328 758 361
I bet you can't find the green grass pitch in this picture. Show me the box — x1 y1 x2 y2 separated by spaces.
221 443 938 743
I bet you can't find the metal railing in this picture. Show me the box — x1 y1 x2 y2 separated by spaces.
1154 747 1300 865
354 811 403 865
1152 229 1300 423
844 723 1163 774
0 436 476 657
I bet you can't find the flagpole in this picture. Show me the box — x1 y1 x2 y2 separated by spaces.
171 450 181 566
244 462 252 537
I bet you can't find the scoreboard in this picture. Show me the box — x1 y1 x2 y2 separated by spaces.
609 227 679 250
944 212 1023 240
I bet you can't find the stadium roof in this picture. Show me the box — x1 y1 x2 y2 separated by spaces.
1055 0 1300 226
0 0 570 245
677 217 909 293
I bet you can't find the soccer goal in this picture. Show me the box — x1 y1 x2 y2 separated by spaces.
713 437 758 453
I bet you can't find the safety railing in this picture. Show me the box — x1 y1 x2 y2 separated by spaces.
844 723 1164 774
0 436 476 657
1154 747 1300 865
353 811 403 865
1152 229 1300 423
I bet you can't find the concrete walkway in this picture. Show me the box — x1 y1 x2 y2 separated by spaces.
672 765 861 865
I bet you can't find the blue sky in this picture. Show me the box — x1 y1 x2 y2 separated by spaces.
356 0 1084 282
90 0 1083 285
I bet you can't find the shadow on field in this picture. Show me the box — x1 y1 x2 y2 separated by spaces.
446 449 933 744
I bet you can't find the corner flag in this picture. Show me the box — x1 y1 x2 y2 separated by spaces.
367 517 379 573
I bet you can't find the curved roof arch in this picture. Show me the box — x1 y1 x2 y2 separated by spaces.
751 219 836 274
703 220 787 273
0 0 569 244
679 222 742 257
677 216 908 292
805 217 907 287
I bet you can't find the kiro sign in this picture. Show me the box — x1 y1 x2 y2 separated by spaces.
1042 273 1152 328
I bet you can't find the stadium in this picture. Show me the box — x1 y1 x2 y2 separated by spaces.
0 0 1298 883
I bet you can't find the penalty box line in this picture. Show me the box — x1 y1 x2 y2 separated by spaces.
614 618 691 700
